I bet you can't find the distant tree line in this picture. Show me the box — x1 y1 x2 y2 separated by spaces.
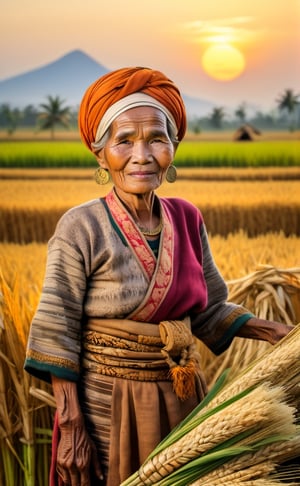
0 89 299 138
0 96 78 138
189 89 300 134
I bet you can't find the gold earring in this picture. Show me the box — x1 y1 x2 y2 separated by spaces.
166 165 177 183
94 167 110 185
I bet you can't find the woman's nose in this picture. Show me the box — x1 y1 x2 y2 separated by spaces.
132 141 152 162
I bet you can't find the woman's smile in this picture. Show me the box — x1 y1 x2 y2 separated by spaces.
128 169 157 178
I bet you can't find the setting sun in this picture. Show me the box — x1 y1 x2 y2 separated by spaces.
201 44 246 81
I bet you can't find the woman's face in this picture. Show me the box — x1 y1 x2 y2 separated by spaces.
95 106 176 197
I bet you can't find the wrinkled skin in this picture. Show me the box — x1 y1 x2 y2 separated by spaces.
52 377 103 486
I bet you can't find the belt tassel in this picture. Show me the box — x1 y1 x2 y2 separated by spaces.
159 320 200 401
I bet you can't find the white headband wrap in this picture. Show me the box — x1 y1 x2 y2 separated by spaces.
92 93 178 148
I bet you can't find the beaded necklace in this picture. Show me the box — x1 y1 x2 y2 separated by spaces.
138 219 163 237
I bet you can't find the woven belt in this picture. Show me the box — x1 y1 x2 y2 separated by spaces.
83 318 201 400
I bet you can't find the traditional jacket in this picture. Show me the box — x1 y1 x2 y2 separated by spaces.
25 190 251 382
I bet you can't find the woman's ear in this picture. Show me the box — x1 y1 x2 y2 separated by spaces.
94 149 108 169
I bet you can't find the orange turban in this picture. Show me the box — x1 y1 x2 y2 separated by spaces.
78 67 187 151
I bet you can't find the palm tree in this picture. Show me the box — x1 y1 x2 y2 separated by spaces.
38 95 71 139
0 103 22 135
276 89 299 130
234 103 247 124
209 107 226 129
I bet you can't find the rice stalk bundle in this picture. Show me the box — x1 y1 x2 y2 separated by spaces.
190 431 300 485
121 325 300 486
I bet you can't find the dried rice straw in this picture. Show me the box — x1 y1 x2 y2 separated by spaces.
198 265 300 391
227 265 300 325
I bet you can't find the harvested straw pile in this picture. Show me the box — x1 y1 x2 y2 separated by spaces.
121 326 300 485
199 265 300 387
227 265 300 325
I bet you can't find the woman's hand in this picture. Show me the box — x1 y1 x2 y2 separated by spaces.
237 317 294 345
52 376 103 486
57 415 102 486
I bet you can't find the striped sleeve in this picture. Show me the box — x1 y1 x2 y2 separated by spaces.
24 226 87 383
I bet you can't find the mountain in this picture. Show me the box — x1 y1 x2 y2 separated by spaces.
0 50 214 117
183 94 214 119
0 50 108 109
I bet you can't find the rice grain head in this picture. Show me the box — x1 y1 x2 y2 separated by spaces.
136 384 295 484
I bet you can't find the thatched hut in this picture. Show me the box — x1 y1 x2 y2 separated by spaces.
233 123 261 141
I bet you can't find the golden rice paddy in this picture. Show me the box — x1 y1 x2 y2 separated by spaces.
1 165 300 485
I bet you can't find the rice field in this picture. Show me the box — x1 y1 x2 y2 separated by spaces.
2 176 300 209
0 139 299 167
1 232 300 285
174 139 300 167
1 173 299 241
1 158 300 484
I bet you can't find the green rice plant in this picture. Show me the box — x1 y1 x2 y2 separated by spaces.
0 141 95 167
174 141 300 167
0 140 299 168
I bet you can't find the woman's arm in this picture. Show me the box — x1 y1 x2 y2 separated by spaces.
51 376 103 486
191 223 293 352
236 317 294 345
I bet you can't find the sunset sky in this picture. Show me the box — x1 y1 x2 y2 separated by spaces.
1 0 299 111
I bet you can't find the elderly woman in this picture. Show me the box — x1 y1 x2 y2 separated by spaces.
24 67 292 486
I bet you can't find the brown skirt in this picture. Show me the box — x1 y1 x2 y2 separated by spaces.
80 371 206 486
